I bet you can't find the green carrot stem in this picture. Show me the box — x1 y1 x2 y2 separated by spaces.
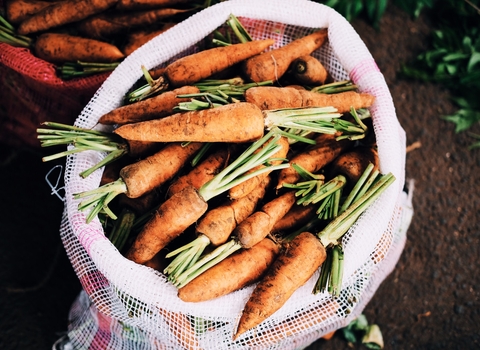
339 163 375 213
313 246 332 294
227 14 252 43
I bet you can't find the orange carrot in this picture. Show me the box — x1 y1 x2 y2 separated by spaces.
166 146 231 198
157 308 200 350
245 86 376 113
233 191 297 249
233 231 327 339
76 7 192 40
116 0 191 10
290 55 328 86
276 133 353 189
125 185 208 264
327 146 379 185
5 0 57 24
163 39 275 88
271 203 317 233
16 0 119 35
33 33 125 63
243 29 328 83
98 85 200 125
178 238 280 302
113 102 266 143
228 135 289 200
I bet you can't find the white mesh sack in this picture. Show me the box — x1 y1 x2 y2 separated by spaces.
59 0 413 349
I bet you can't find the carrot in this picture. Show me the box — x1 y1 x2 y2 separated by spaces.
116 0 191 10
98 85 200 125
33 33 125 63
233 231 327 339
228 135 289 200
76 7 193 40
234 190 297 249
164 176 271 285
243 29 328 83
327 146 379 185
125 185 209 264
157 308 200 350
245 86 376 113
16 0 119 35
5 0 56 24
290 55 328 86
122 23 176 56
178 238 280 302
271 203 317 233
113 102 266 143
118 130 288 265
74 141 203 223
162 39 275 88
166 146 231 198
276 133 353 189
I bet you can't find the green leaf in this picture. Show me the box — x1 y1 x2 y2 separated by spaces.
442 109 480 133
467 52 480 72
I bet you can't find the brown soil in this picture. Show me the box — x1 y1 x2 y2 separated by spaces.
0 3 479 349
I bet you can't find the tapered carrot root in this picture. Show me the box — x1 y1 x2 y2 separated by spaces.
276 133 352 189
290 55 328 86
245 86 376 113
178 238 280 302
164 39 275 87
120 142 203 198
17 0 119 35
229 136 289 200
195 176 271 246
34 33 125 63
234 191 297 249
167 147 231 198
125 185 208 264
113 102 265 143
122 24 176 56
98 85 200 125
234 231 327 339
243 29 328 83
327 146 379 185
5 0 57 24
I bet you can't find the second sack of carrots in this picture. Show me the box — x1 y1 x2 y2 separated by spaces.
54 3 410 350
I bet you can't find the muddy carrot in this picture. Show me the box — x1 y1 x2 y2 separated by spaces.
116 0 191 10
290 55 328 86
98 85 200 125
122 23 175 56
243 29 328 83
178 238 280 302
271 203 317 233
327 146 379 185
5 0 57 24
245 86 376 113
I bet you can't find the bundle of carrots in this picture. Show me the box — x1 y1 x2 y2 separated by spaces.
38 19 392 342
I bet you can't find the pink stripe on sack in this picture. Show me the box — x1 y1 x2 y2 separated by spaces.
350 59 380 84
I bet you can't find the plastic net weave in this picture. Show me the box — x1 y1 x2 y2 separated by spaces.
59 1 413 349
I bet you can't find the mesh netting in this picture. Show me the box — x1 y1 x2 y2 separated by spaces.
58 1 412 349
0 37 109 148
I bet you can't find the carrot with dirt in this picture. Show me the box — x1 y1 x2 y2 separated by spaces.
166 146 231 197
242 29 328 83
76 7 192 40
164 176 271 284
233 170 396 339
122 23 176 56
245 86 376 113
37 122 162 178
16 0 119 35
98 85 200 125
177 237 280 303
289 54 329 86
74 141 203 223
119 129 289 265
327 146 379 186
34 33 125 63
271 203 317 233
5 0 57 24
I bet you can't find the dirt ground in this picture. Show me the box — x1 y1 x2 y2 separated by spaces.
0 3 479 350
